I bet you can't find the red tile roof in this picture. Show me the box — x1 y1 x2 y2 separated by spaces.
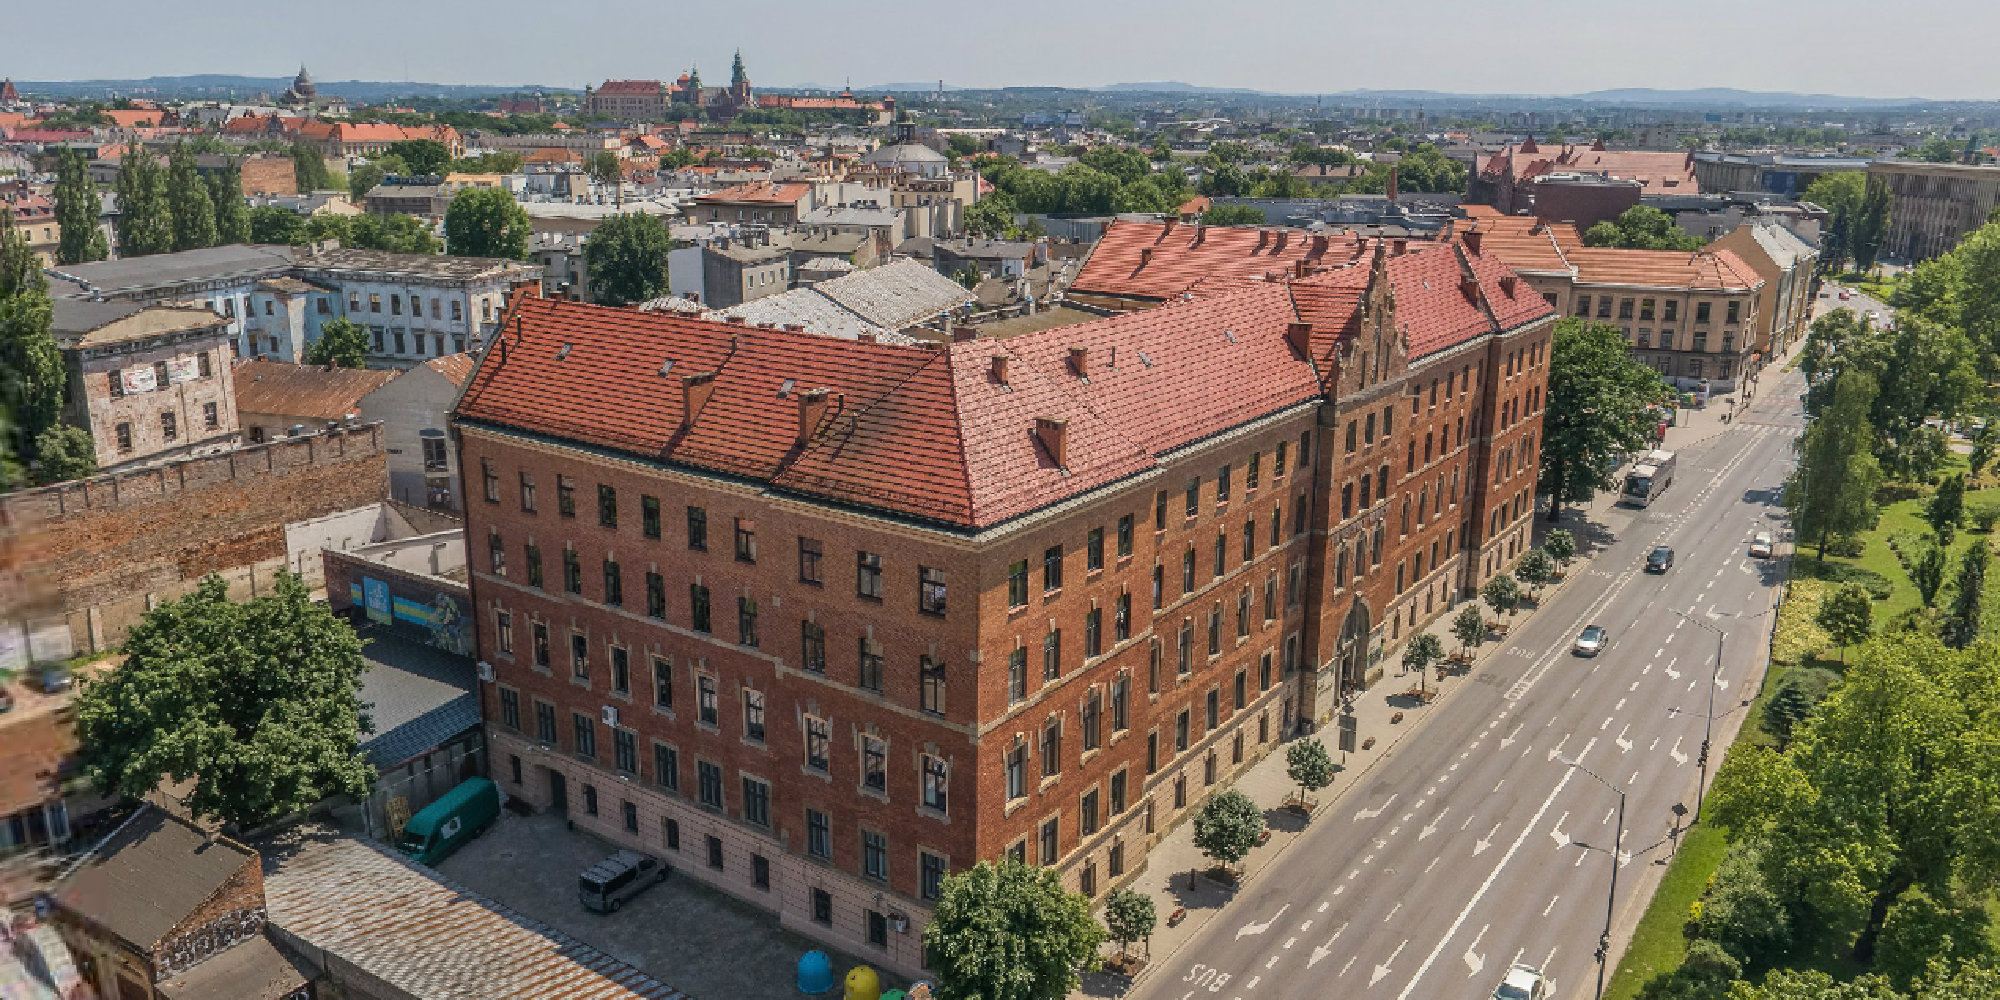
1567 247 1764 290
423 352 477 387
1070 219 1369 302
595 79 666 96
694 181 812 206
459 252 1552 528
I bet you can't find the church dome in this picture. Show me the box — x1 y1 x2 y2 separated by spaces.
291 65 316 98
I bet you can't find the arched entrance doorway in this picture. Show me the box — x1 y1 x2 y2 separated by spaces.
1338 598 1372 693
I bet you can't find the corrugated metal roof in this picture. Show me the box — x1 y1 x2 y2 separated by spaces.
266 838 690 1000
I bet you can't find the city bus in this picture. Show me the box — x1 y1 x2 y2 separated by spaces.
1622 450 1676 508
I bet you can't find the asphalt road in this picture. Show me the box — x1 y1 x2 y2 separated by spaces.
1142 365 1808 1000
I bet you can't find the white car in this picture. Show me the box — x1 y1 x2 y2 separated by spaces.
1749 532 1774 559
1494 963 1552 1000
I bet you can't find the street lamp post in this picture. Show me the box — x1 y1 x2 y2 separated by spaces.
1670 608 1726 820
1559 756 1626 1000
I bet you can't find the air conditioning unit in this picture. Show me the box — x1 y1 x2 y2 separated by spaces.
888 912 910 934
602 705 620 728
476 661 495 682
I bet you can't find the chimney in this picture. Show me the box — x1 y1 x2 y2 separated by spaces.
725 314 746 325
1256 229 1270 252
1273 230 1288 252
1461 277 1481 301
1285 320 1313 357
681 372 717 427
1392 239 1407 256
796 387 830 444
1293 259 1308 279
1034 416 1068 467
1311 234 1329 254
1387 166 1398 203
1464 229 1484 255
1193 223 1206 245
991 353 1010 385
1067 345 1088 376
1139 246 1154 268
1500 275 1518 296
1161 219 1175 238
952 326 978 343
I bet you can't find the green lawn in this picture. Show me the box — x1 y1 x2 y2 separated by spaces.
1832 270 1903 305
1605 823 1729 1000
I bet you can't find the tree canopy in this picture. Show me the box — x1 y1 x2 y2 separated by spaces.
304 318 371 368
114 147 174 257
388 139 452 176
72 572 375 831
1193 788 1266 867
922 859 1103 1000
1583 206 1706 251
0 212 66 484
443 186 531 260
54 148 107 264
1786 371 1883 559
583 212 673 306
1537 318 1671 518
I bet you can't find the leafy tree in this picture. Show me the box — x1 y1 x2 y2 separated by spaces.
1636 938 1742 1000
1583 206 1705 251
1876 885 1995 991
1542 528 1576 568
166 144 218 251
1101 887 1156 961
587 150 624 207
53 148 107 264
305 318 370 368
451 151 524 174
1929 475 1967 545
388 139 452 176
954 262 984 290
1695 841 1795 965
1452 605 1486 656
1726 969 1901 1000
30 424 96 485
247 206 306 245
1786 372 1883 560
1905 135 1962 164
1538 319 1671 520
0 213 63 469
964 190 1020 238
1762 668 1835 750
289 144 333 192
1817 582 1875 662
348 162 385 201
443 186 530 260
1709 633 2000 966
1854 175 1893 272
113 147 174 257
1481 573 1520 618
583 213 673 306
209 164 250 245
1192 788 1265 869
1970 428 1996 482
1202 203 1267 226
1913 540 1949 608
1514 548 1554 598
1403 630 1442 675
922 859 1103 1000
345 213 440 255
1286 736 1334 804
1911 961 2000 1000
72 573 376 831
1941 541 1988 649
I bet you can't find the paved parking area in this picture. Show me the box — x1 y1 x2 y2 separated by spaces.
438 810 886 999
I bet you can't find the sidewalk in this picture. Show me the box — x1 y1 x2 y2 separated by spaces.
1076 348 1795 997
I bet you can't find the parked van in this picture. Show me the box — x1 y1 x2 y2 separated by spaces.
396 776 500 866
579 850 666 913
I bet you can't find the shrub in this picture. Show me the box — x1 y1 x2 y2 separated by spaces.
1972 504 2000 533
1824 534 1865 558
1691 842 1794 965
1771 579 1834 667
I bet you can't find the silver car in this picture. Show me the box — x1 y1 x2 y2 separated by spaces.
1494 963 1552 1000
1749 532 1774 558
1574 624 1608 657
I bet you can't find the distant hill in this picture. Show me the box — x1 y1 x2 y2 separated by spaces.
1101 81 1266 95
13 75 575 102
1573 87 1926 109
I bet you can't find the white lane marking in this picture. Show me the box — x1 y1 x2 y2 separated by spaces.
1628 770 1640 785
1599 716 1613 731
1354 794 1399 822
1371 940 1410 987
1501 723 1523 748
1285 936 1298 949
1236 903 1291 939
1394 743 1592 1000
1629 681 1640 692
1247 975 1260 989
1542 895 1560 917
1546 734 1570 762
1615 698 1627 712
1319 901 1330 913
1664 657 1681 680
1420 807 1448 840
1670 737 1688 765
1549 811 1570 848
1341 956 1357 977
1463 924 1489 977
1616 725 1633 753
1475 823 1501 855
1425 858 1440 873
1267 955 1280 969
1385 902 1402 922
1308 922 1350 968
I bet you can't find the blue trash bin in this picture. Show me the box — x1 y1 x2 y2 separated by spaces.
797 950 836 995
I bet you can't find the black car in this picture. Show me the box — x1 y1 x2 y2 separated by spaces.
1645 546 1674 573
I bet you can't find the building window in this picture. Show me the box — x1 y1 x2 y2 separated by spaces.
1081 788 1101 835
610 646 630 694
1041 715 1062 778
115 422 132 451
646 572 665 619
858 637 884 692
738 597 759 648
801 620 827 673
535 700 557 743
805 716 831 772
570 632 588 680
697 675 718 726
1086 527 1104 571
1043 544 1064 592
707 835 724 870
1118 514 1134 557
481 462 500 503
734 517 757 562
563 550 581 595
1178 620 1193 675
1085 608 1102 658
1111 673 1129 731
697 761 723 808
921 852 947 902
863 735 888 792
1110 767 1128 814
488 530 506 575
690 584 711 633
798 537 823 584
615 729 637 774
863 831 889 881
743 688 766 741
532 623 550 669
1175 709 1190 752
743 777 771 827
1082 688 1102 751
555 476 576 517
856 551 883 599
685 506 707 549
160 411 177 441
1040 817 1059 865
602 559 622 606
652 655 673 710
499 687 520 730
582 784 598 816
1043 629 1062 681
920 657 946 716
203 401 219 430
1155 490 1168 530
922 754 949 813
811 889 832 924
1115 593 1132 642
573 712 596 759
1006 742 1027 799
808 810 831 859
753 854 770 889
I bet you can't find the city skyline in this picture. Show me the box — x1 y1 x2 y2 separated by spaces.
5 0 1994 102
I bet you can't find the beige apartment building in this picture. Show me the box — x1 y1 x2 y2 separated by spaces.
1868 160 2000 261
1564 248 1764 391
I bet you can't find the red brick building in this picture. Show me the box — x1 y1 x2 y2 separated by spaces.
455 222 1553 973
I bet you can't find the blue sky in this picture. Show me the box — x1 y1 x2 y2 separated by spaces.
9 0 1994 100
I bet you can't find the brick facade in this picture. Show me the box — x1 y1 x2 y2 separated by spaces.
458 242 1552 976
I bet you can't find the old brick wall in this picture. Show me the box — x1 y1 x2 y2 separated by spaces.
5 425 388 653
153 849 267 981
239 156 298 198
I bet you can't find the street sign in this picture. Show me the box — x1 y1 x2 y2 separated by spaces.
1338 714 1357 753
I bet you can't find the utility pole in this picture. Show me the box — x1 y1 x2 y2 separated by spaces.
1671 607 1727 820
1560 756 1626 1000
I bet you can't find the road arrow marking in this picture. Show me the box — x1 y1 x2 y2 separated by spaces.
1547 734 1570 762
1718 678 1731 691
1308 922 1350 968
1500 723 1523 748
1664 657 1681 680
1616 725 1633 753
1354 793 1398 822
1669 737 1688 766
1549 811 1571 848
1236 903 1290 939
1464 924 1489 977
1371 940 1409 987
1475 823 1500 855
1420 807 1448 840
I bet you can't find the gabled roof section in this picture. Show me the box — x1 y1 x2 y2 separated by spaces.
234 359 401 420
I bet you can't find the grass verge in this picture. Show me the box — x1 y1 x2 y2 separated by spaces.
1604 822 1729 1000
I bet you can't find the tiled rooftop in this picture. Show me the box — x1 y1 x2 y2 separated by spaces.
233 360 401 421
1069 220 1370 302
1567 247 1764 290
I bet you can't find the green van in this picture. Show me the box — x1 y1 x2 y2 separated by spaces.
396 777 500 865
